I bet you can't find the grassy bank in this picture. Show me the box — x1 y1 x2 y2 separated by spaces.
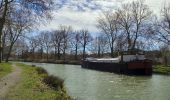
5 63 72 100
153 65 170 75
0 63 12 78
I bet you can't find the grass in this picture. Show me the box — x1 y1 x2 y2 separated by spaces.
0 63 12 78
43 75 64 91
36 67 48 75
153 65 170 75
5 63 73 100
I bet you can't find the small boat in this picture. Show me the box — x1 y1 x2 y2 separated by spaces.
81 54 152 75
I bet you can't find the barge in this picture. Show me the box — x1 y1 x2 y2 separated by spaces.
81 55 152 75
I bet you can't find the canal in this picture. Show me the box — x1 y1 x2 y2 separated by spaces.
26 63 170 100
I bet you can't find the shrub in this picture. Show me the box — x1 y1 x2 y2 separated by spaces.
0 68 3 71
55 60 65 64
68 60 81 65
36 67 48 75
31 65 36 67
43 75 64 90
153 65 170 74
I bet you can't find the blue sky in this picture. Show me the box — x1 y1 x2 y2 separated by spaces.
39 0 170 34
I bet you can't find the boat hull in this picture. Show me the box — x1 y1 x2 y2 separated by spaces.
81 60 152 75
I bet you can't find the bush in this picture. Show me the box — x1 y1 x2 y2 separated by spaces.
31 65 36 67
153 65 170 75
43 75 64 90
68 60 81 65
36 67 48 75
0 68 3 71
55 60 65 64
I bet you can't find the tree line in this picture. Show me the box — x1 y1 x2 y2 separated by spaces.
0 0 170 65
16 27 93 62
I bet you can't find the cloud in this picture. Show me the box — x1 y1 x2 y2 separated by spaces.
40 0 121 33
40 8 100 33
39 0 170 33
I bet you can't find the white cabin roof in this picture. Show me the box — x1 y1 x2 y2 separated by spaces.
85 55 145 63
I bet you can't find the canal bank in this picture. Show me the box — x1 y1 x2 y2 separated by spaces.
5 63 72 100
22 60 170 75
25 62 170 100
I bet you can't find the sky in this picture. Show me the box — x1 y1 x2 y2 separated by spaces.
39 0 170 34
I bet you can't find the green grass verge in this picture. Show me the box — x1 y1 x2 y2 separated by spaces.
153 65 170 75
0 63 12 78
5 63 73 100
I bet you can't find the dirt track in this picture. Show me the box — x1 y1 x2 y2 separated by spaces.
0 64 22 99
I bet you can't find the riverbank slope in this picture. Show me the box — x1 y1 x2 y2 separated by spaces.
153 65 170 75
12 61 170 75
0 63 72 100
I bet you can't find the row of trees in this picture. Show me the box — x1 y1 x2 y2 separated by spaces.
1 0 170 65
11 27 93 61
97 0 169 57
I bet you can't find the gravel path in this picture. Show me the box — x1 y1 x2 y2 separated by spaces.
0 64 22 99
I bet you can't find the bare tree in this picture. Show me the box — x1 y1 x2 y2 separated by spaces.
4 9 31 62
91 34 109 57
60 25 72 61
115 33 126 54
0 0 10 62
37 35 44 59
117 0 152 52
160 45 170 66
51 30 63 60
0 0 54 62
2 26 8 60
79 29 93 60
29 36 39 60
97 11 119 57
69 30 81 60
12 37 29 60
155 4 170 45
40 31 52 61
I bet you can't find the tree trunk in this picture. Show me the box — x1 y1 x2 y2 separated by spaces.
128 37 131 51
5 43 14 62
111 39 114 57
83 44 86 60
57 44 60 60
98 45 101 57
0 0 9 63
63 49 65 62
75 43 78 60
2 33 7 61
54 46 57 60
0 35 2 63
164 56 168 66
46 48 49 61
132 24 139 52
111 47 114 58
40 47 43 59
32 49 35 61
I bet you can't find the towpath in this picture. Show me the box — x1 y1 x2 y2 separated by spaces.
0 64 22 99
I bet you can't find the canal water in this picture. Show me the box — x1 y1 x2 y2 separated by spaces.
26 63 170 100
